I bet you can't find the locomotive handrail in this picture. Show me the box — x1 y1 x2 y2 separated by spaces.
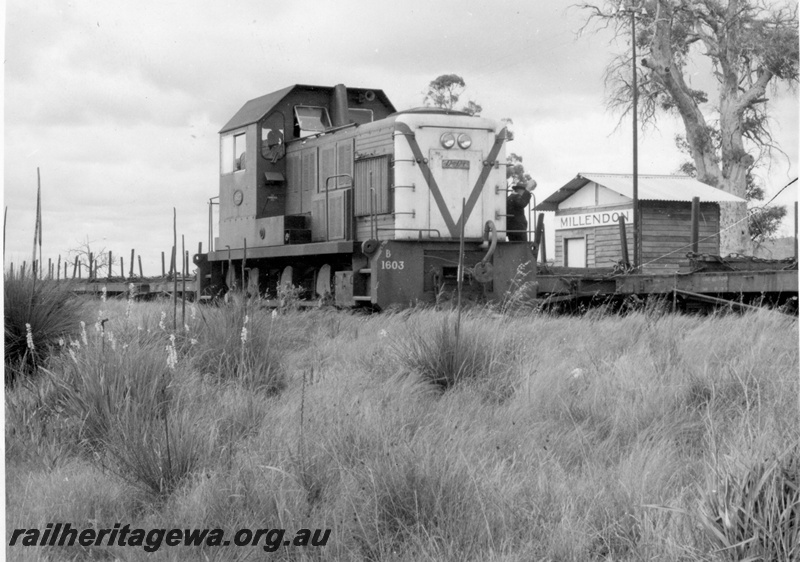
208 196 219 252
376 228 442 239
416 125 495 132
324 174 353 242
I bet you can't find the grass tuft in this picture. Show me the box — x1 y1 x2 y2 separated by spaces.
4 274 83 384
391 311 520 393
697 447 800 561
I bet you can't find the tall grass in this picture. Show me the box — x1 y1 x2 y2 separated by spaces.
5 303 799 561
191 294 288 392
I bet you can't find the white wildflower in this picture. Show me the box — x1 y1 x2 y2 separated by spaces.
58 337 65 347
159 311 166 331
571 368 585 379
379 329 388 338
70 339 81 349
240 315 249 345
271 309 278 320
166 334 178 370
80 321 88 346
101 286 107 303
190 305 197 321
184 323 190 333
166 345 178 370
69 349 78 364
25 323 35 351
190 338 198 346
106 331 116 351
125 283 135 318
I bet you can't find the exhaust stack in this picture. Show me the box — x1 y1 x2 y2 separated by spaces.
330 84 350 128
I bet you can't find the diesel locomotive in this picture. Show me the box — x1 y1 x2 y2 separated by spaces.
194 84 535 308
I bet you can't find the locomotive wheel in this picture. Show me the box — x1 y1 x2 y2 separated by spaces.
315 264 332 298
280 266 293 288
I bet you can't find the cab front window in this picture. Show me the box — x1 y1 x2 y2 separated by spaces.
295 106 331 137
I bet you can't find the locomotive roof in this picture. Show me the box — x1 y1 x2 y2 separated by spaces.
220 84 395 133
536 173 747 211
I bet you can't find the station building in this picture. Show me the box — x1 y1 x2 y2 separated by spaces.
535 173 746 272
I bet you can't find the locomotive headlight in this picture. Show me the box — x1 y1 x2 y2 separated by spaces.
457 133 472 149
440 132 456 149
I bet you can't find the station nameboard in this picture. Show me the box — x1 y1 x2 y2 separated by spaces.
556 208 632 230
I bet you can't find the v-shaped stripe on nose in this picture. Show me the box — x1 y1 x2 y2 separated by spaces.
394 122 507 238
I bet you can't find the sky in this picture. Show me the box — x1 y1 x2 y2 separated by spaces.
3 1 798 275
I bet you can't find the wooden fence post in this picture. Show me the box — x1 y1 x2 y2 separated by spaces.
138 255 143 278
618 215 630 267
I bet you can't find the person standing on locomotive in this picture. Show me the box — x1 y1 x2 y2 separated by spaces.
506 180 536 242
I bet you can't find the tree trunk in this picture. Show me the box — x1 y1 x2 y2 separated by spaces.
717 97 753 255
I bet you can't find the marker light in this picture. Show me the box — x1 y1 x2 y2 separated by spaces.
440 132 456 149
457 133 472 149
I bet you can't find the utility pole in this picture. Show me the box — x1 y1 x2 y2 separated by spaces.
630 5 641 270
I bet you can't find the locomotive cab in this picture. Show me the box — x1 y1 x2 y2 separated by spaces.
215 84 396 251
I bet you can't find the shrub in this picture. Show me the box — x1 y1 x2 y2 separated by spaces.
4 274 82 384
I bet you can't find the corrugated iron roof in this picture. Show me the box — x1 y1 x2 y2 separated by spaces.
535 173 746 211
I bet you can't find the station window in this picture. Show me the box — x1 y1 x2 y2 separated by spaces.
220 132 247 174
295 106 331 137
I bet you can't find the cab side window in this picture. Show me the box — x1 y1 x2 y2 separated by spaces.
221 132 247 174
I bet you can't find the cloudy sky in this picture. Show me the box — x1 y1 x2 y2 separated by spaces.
4 1 798 275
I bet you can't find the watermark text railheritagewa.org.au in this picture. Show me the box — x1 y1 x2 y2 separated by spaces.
9 524 331 553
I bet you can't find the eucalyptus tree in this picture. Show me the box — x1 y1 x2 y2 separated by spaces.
578 0 798 253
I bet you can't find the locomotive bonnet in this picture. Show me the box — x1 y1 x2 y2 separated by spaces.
194 83 536 308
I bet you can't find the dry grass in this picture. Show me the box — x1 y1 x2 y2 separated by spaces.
5 298 799 561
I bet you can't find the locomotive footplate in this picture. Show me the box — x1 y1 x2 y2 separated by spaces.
347 240 535 309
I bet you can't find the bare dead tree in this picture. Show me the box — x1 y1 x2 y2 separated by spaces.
67 236 109 277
